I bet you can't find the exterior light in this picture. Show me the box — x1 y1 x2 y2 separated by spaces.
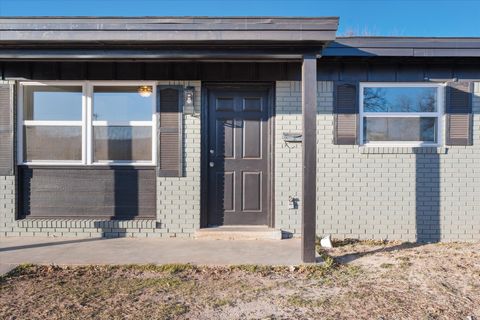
184 86 197 115
138 85 153 98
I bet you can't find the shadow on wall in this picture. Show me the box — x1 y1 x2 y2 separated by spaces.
110 127 139 220
92 127 138 237
326 80 445 243
415 152 441 243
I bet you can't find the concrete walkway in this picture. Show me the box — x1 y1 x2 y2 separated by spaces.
0 237 305 272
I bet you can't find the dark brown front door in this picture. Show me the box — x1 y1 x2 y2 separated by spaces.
207 85 271 226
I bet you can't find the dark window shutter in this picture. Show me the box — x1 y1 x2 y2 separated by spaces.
334 82 358 145
446 114 472 146
0 82 15 176
158 86 183 177
446 82 473 146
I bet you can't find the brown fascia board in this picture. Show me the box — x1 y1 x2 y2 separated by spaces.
0 16 339 43
323 37 480 57
0 49 321 61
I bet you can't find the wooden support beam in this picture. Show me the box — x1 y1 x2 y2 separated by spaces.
301 53 317 263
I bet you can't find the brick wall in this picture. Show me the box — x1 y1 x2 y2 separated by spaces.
156 81 202 238
276 80 480 242
274 81 303 235
0 176 16 236
0 80 201 238
3 80 480 241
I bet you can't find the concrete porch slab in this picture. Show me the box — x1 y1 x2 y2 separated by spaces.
0 237 304 267
195 226 283 240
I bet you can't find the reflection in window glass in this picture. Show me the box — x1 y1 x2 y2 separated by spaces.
93 86 153 122
93 126 152 161
23 86 83 121
23 126 82 161
363 87 437 113
364 117 436 142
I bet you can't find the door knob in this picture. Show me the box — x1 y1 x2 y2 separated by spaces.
209 162 215 167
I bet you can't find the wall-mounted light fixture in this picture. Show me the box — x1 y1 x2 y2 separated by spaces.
137 85 153 98
183 86 197 115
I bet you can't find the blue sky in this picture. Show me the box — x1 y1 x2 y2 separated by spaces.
0 0 479 37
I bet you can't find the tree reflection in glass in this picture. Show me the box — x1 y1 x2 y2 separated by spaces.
364 87 436 113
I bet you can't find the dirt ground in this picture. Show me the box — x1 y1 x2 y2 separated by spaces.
1 240 480 320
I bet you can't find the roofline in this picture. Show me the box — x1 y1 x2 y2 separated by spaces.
337 36 480 40
324 37 480 57
0 48 323 61
0 16 340 19
2 17 480 59
0 16 338 46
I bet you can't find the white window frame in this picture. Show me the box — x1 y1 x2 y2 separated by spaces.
18 81 157 166
89 81 157 166
18 81 86 166
359 82 445 147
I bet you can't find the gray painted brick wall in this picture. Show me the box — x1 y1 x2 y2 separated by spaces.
156 81 202 238
0 176 16 236
2 79 480 241
274 81 303 236
0 80 201 238
277 80 480 242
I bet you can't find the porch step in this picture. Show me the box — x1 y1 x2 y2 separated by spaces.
195 226 283 240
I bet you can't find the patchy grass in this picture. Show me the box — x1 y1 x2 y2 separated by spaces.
2 242 480 319
331 238 393 247
380 263 395 269
123 263 198 274
286 294 330 308
0 263 33 284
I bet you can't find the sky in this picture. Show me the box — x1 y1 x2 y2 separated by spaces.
0 0 479 37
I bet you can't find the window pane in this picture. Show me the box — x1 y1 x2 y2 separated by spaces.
23 86 83 121
93 126 152 161
24 126 82 161
364 117 436 142
93 86 153 121
363 87 437 112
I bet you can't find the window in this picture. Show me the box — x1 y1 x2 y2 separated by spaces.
19 82 156 165
92 85 154 163
360 83 443 146
21 85 83 162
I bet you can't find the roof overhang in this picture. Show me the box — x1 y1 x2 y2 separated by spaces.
0 17 339 61
0 48 323 61
5 18 480 61
324 37 480 58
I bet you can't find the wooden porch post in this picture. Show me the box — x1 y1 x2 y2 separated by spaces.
301 53 317 263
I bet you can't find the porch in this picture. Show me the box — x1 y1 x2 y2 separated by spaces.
0 17 337 263
0 236 305 268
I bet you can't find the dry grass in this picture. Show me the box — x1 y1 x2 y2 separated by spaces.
1 241 480 319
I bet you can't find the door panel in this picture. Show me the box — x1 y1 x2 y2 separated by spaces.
219 171 235 212
216 97 235 111
207 86 271 226
217 119 235 158
243 97 263 112
242 172 262 211
243 120 262 158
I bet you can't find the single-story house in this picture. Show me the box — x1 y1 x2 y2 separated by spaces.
0 17 479 262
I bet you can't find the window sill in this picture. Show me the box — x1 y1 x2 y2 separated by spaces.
17 218 159 229
359 146 448 154
18 161 156 167
19 164 157 170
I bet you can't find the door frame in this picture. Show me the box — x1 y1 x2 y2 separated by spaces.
200 82 275 228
